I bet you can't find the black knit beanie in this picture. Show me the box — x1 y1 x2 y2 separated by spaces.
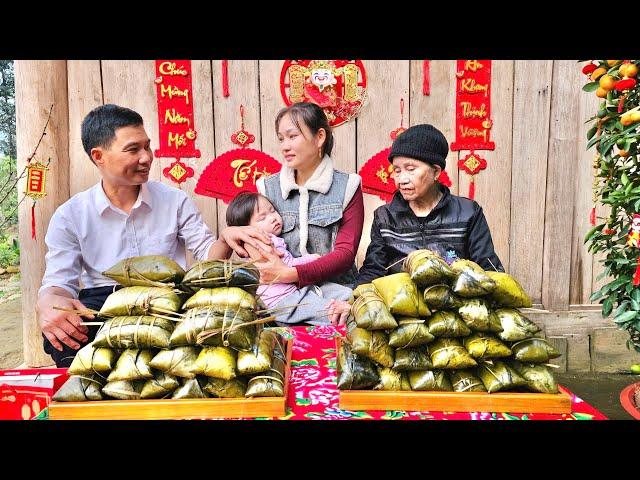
388 124 448 169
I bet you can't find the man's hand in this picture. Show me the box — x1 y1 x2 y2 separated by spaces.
219 226 273 258
37 290 91 351
326 299 351 326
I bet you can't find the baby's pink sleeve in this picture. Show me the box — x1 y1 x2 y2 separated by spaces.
290 254 318 267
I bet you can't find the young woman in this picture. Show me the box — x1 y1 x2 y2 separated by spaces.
255 102 364 292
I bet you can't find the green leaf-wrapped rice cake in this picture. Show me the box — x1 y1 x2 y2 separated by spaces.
336 341 380 390
107 349 155 381
392 346 434 371
463 333 512 359
495 308 541 342
103 255 185 287
509 360 559 394
429 338 477 370
372 273 431 317
403 249 455 287
52 374 106 402
389 317 434 348
476 360 527 393
450 370 487 392
450 259 496 298
408 369 452 391
93 316 175 349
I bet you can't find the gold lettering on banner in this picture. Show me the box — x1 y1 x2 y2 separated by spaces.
159 62 188 76
461 102 487 119
168 132 187 148
288 65 308 103
343 64 360 102
460 126 488 143
231 159 256 187
160 85 190 104
460 79 488 96
164 108 191 126
253 167 271 184
231 159 272 187
464 60 484 72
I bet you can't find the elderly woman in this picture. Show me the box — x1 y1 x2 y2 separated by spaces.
356 123 503 285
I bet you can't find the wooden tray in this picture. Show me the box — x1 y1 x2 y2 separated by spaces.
336 338 572 414
48 338 292 420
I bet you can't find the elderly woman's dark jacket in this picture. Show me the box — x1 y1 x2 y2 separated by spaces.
356 185 504 285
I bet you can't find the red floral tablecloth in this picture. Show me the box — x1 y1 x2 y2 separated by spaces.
272 325 608 421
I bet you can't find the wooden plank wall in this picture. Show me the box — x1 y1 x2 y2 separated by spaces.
20 60 605 334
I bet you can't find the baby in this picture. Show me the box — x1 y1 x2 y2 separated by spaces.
226 192 352 326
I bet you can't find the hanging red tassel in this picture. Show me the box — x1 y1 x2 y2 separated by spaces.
31 203 36 240
422 60 430 95
590 206 596 226
468 176 475 200
633 258 640 286
222 60 229 97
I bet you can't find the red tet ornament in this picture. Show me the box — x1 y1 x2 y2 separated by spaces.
195 106 282 204
627 214 640 286
154 60 201 159
280 60 367 127
163 159 194 184
359 99 452 203
458 152 487 200
25 159 50 240
451 60 495 152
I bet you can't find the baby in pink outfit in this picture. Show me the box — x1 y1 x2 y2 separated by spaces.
226 192 352 325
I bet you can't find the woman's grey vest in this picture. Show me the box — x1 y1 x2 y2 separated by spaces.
264 171 358 287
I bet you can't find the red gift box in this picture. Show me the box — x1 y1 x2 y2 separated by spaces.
0 368 68 420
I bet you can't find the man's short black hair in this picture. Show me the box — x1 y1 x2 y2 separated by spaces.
81 104 143 162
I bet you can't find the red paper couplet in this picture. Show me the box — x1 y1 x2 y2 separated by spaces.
154 60 201 158
450 60 495 151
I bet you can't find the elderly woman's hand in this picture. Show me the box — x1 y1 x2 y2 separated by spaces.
326 299 351 326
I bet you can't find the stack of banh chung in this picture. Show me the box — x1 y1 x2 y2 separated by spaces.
53 256 287 402
338 249 560 394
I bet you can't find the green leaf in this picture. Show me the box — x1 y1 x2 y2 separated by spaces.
582 82 600 92
622 172 630 185
631 298 640 311
614 300 630 317
590 289 605 302
587 135 602 150
584 224 604 244
586 125 598 140
614 310 638 324
632 289 640 304
603 297 614 316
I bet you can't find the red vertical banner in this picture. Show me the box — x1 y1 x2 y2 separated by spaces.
450 60 495 151
154 60 201 158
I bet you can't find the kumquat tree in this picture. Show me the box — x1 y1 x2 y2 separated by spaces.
583 60 640 351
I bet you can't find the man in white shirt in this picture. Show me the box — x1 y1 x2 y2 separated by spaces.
37 104 271 366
